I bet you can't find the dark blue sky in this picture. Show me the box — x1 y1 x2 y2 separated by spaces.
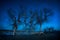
0 0 60 31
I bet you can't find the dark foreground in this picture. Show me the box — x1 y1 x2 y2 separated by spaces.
0 31 60 40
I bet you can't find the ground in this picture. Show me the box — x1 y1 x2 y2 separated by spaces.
0 31 59 40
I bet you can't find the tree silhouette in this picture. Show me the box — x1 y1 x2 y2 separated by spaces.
35 8 53 33
7 8 22 35
29 10 35 33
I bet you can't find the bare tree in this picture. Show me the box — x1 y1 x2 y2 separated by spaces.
35 8 53 33
29 12 34 33
7 8 22 35
28 9 37 34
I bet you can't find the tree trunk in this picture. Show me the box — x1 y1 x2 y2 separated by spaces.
40 24 42 32
40 24 43 34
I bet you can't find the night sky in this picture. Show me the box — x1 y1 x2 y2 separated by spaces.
0 0 60 32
